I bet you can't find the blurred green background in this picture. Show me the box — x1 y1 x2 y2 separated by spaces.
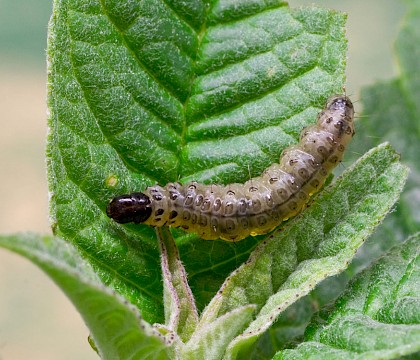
0 1 406 359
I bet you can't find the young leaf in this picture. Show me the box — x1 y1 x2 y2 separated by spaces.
0 234 173 360
46 0 348 323
157 227 199 341
181 305 256 360
200 143 407 359
274 232 420 360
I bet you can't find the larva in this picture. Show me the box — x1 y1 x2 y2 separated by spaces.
107 95 355 242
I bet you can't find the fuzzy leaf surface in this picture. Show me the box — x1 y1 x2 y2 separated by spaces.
0 234 173 360
47 0 347 323
274 232 420 360
210 143 408 359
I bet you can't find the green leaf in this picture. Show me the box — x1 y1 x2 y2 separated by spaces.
249 274 353 359
194 143 408 359
273 232 420 360
0 234 173 360
181 305 256 360
252 1 420 356
248 295 322 359
157 227 199 341
46 0 348 324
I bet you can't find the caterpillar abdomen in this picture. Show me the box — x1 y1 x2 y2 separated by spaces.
107 95 355 242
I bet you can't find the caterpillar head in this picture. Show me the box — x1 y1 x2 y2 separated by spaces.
106 192 152 224
319 95 355 138
326 95 354 119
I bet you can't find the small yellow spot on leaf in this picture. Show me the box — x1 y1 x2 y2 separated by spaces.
105 175 118 187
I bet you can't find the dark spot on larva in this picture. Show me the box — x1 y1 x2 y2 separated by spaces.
298 167 309 179
224 201 234 215
338 144 345 152
191 213 198 224
289 201 298 211
182 211 191 221
213 198 222 212
320 167 328 176
188 184 196 190
184 194 194 206
277 188 288 199
310 179 320 188
181 225 189 230
152 193 163 201
335 121 346 136
238 199 247 214
287 178 299 191
227 190 235 196
265 194 273 207
326 136 335 145
169 210 178 219
250 199 261 212
257 216 267 226
300 129 310 139
201 199 211 211
195 194 204 206
298 192 307 201
249 186 258 192
269 177 278 184
329 155 339 164
317 146 328 156
155 217 161 222
169 191 179 200
240 218 249 229
225 219 236 232
199 216 208 227
326 116 333 123
289 159 298 165
335 120 344 128
155 208 164 216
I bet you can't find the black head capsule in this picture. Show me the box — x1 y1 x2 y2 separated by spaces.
106 192 152 224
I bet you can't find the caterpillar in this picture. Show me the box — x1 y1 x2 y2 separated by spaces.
106 95 355 242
